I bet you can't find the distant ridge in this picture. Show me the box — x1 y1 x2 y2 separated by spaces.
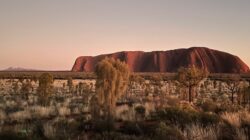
1 67 41 72
72 47 250 73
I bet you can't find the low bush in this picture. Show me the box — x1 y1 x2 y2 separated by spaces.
93 118 115 133
120 121 143 135
153 122 185 140
218 122 238 140
199 99 217 113
153 107 220 128
0 131 28 140
198 112 220 126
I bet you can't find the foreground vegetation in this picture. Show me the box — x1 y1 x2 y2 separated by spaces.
0 60 249 139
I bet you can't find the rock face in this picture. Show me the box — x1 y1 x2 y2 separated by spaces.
72 47 249 73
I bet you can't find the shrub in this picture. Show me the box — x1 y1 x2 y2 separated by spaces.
31 106 56 119
153 107 220 128
221 112 241 128
166 96 180 106
200 99 217 113
37 73 54 106
91 132 150 140
120 121 143 135
57 106 71 117
154 107 198 127
9 110 32 123
198 112 220 126
218 122 238 140
154 122 185 140
0 131 27 140
135 106 146 121
182 124 218 140
93 118 115 133
0 109 6 121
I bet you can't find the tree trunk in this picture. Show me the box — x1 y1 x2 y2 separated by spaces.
231 92 234 104
188 86 192 103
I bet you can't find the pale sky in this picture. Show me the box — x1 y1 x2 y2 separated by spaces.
0 0 250 70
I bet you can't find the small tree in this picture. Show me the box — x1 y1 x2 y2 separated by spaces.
20 79 33 100
37 73 54 105
224 75 242 104
176 66 208 103
79 82 91 95
90 57 130 120
12 82 19 94
241 85 250 106
67 77 74 93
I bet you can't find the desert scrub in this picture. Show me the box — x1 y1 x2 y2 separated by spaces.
153 106 220 128
182 124 218 140
221 110 250 128
9 110 32 123
30 106 57 119
57 106 71 117
0 109 6 123
0 131 28 140
198 99 217 113
154 122 185 140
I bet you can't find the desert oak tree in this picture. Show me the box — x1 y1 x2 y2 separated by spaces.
176 66 208 103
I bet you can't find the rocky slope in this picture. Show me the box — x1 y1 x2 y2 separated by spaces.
72 47 249 73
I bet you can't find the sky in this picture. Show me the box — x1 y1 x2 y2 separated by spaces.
0 0 250 70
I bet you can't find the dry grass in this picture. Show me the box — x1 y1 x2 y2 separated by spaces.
9 110 31 122
0 109 6 121
43 122 56 139
221 112 241 128
31 106 56 118
58 106 71 116
182 124 218 140
236 129 248 140
220 110 250 128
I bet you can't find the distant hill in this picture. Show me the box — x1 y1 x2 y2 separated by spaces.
72 47 250 73
1 67 41 72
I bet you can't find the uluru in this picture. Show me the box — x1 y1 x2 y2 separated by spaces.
72 47 250 73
